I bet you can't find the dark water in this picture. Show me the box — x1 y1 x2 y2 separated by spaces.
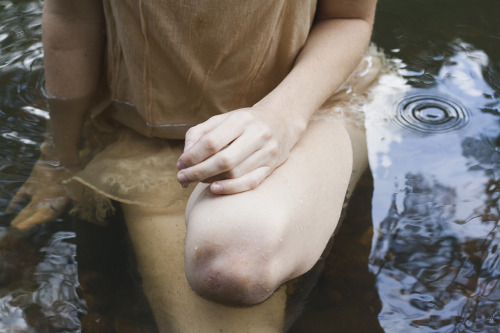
1 0 499 332
365 1 500 332
0 1 155 332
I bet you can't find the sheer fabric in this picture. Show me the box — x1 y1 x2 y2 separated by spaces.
67 0 385 222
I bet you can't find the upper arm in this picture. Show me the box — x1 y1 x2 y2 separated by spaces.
42 0 105 98
42 0 105 49
43 0 104 23
317 0 377 25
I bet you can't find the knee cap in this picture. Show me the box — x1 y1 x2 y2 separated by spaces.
185 250 277 307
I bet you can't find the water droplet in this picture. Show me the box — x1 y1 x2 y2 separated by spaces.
393 93 470 134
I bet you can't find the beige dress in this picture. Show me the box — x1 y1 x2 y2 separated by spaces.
68 0 383 222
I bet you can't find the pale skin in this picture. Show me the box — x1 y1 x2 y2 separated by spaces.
9 0 377 331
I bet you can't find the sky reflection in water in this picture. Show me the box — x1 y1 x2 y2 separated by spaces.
366 43 500 331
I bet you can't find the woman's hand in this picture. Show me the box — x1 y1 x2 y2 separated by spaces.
6 157 77 231
176 107 306 194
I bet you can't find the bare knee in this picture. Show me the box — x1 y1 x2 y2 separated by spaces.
185 249 279 307
184 211 286 307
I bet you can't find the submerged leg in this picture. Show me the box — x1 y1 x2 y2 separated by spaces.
122 200 287 333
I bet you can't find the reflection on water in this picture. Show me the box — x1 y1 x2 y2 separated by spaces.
0 1 156 331
0 0 499 331
289 172 384 332
19 231 83 331
367 12 500 331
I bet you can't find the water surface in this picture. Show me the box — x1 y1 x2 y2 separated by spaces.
1 0 499 332
366 1 500 331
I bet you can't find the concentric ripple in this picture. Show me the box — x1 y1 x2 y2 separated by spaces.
393 94 471 134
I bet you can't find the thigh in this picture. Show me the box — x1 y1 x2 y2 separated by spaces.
185 118 357 288
122 200 287 332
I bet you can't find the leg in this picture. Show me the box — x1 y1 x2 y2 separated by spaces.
123 194 287 333
184 118 360 306
123 117 367 331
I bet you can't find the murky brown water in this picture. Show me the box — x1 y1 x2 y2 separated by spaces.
1 0 499 332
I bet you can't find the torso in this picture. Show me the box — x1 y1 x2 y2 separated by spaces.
94 0 317 138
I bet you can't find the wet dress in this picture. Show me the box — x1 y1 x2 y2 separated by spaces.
68 0 382 221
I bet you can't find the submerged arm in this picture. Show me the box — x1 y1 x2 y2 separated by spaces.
8 0 105 229
42 0 105 168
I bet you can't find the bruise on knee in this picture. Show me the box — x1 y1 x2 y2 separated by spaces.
184 241 280 307
184 187 295 306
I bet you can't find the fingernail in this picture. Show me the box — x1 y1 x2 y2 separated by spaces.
177 160 184 170
211 183 222 193
177 172 187 185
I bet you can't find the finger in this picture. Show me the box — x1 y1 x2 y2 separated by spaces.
6 183 32 214
10 197 68 229
178 115 246 170
11 206 59 230
209 166 273 195
177 130 263 185
201 147 277 183
10 202 48 227
183 114 227 153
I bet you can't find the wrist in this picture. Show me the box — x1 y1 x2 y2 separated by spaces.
252 102 308 139
40 130 81 173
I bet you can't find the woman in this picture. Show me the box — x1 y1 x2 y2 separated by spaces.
9 0 379 331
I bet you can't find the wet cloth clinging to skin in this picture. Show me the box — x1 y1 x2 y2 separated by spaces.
68 0 386 223
93 0 317 139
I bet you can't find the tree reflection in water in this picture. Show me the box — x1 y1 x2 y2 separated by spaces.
367 46 500 331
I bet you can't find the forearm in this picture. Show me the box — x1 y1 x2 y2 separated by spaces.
256 2 376 130
178 0 377 192
42 0 105 168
